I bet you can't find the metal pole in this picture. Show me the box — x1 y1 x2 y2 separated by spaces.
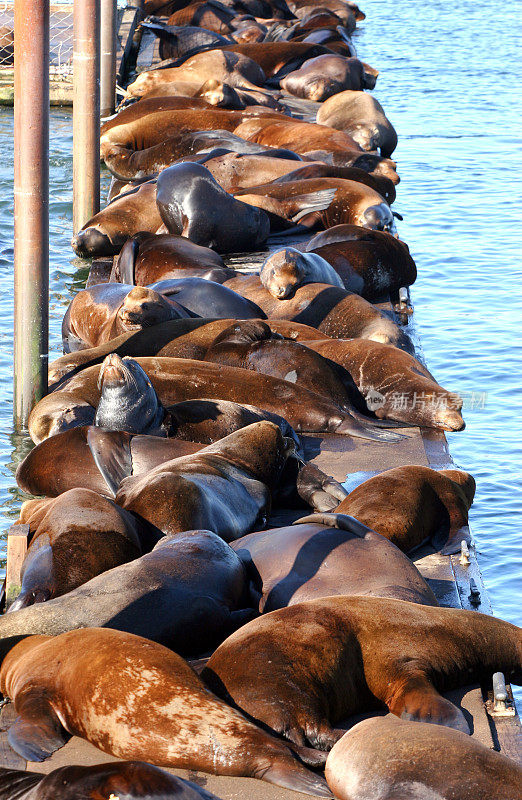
13 0 49 428
100 0 117 117
73 0 101 233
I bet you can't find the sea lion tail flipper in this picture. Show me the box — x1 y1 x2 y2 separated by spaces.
8 697 71 762
259 757 333 797
113 235 139 284
335 415 406 443
290 189 338 223
87 427 133 497
296 463 348 512
389 674 470 734
0 767 42 797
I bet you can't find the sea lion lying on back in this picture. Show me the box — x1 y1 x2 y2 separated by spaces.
62 279 265 351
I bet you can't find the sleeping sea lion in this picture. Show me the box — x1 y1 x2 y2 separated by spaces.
260 247 344 297
281 55 378 101
316 90 398 157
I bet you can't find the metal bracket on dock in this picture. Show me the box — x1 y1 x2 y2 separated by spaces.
486 672 516 717
393 287 413 325
5 524 29 610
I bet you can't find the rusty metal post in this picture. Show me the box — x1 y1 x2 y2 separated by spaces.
13 0 49 428
73 0 101 233
100 0 117 117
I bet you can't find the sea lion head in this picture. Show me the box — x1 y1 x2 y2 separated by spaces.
260 248 305 299
71 226 122 257
116 286 185 332
198 79 246 110
95 354 165 434
35 760 214 799
361 203 397 235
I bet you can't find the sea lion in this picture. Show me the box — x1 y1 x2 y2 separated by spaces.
112 232 234 285
204 320 368 412
156 163 270 252
0 531 252 656
304 226 416 300
233 117 399 183
62 283 191 352
305 338 465 429
62 280 265 351
132 77 247 110
202 152 396 202
260 247 344 297
222 274 412 350
325 715 522 800
202 596 522 747
0 761 223 800
71 182 162 257
281 55 378 101
29 356 403 445
289 0 360 27
0 628 331 796
48 318 330 390
234 177 397 234
125 51 266 99
335 465 476 554
316 90 398 157
220 41 336 78
231 513 438 612
8 489 145 612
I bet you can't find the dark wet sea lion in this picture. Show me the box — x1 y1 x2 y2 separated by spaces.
335 465 476 554
0 628 331 795
305 337 465 430
48 318 330 389
95 354 166 434
233 117 399 183
0 761 223 800
304 227 416 300
156 162 270 252
8 489 144 612
231 512 438 612
235 177 396 234
316 89 398 157
71 182 162 257
0 531 251 657
62 283 191 352
281 55 378 101
223 274 412 349
30 355 404 445
203 596 522 746
325 715 522 800
63 279 265 351
260 247 344 297
112 232 234 285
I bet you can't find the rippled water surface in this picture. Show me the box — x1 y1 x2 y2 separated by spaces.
0 1 520 659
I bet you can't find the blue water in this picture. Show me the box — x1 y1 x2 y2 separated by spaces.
0 0 520 675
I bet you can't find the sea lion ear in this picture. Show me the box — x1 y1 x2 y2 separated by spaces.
8 698 70 762
87 427 133 497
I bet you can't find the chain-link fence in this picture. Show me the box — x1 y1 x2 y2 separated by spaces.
0 2 75 80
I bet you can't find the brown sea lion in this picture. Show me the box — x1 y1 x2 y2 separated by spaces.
203 596 522 746
62 283 191 352
281 55 378 101
233 117 399 183
304 226 416 300
71 182 162 257
325 715 522 800
222 274 412 349
234 177 396 234
132 78 246 109
316 90 398 157
221 41 337 77
305 338 465 429
29 356 403 445
62 280 265 351
335 465 475 554
0 628 331 796
260 247 345 297
0 531 252 657
155 163 270 252
201 151 396 202
0 761 223 800
8 489 145 612
48 318 330 390
125 51 266 99
111 232 234 285
289 0 360 27
231 513 438 612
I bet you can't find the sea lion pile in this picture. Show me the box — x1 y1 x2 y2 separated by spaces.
2 2 521 799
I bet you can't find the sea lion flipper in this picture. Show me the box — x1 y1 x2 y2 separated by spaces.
291 189 338 223
389 674 471 734
440 526 472 556
87 427 133 497
8 701 70 762
296 463 348 512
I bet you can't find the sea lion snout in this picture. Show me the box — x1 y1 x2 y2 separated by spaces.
118 286 175 329
71 227 114 257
